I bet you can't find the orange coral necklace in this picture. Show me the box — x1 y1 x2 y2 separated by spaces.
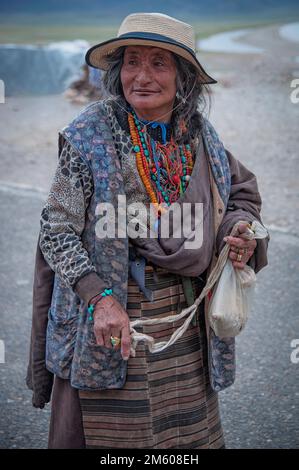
128 109 193 218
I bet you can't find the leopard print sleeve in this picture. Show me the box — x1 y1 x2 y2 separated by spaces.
39 140 96 289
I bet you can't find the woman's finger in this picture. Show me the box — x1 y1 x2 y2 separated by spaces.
229 251 247 262
224 236 248 248
103 329 112 349
93 323 104 347
120 325 131 361
232 260 246 269
229 246 254 257
229 245 243 253
111 327 122 350
237 223 251 234
236 223 256 240
224 236 256 249
229 247 255 266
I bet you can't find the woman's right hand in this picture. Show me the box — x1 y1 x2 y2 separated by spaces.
93 295 131 361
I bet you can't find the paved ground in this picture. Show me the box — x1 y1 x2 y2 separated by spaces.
0 23 298 448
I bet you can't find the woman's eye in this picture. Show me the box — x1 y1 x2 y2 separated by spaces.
128 60 137 65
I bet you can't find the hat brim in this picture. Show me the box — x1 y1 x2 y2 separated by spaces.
85 33 217 85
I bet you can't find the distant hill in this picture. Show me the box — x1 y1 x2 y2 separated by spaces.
1 0 299 24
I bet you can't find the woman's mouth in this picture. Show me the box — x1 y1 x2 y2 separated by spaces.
133 90 159 95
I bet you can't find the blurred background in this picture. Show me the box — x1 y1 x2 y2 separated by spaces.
0 0 298 449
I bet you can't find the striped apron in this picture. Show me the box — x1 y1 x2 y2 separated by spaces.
78 265 225 449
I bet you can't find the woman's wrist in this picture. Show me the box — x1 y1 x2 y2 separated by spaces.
74 271 107 306
87 288 113 320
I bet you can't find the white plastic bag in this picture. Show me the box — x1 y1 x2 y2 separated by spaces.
208 259 256 337
208 220 269 338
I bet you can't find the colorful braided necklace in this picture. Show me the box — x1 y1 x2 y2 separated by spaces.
128 108 194 220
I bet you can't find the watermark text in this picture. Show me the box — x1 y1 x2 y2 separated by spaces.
290 79 299 104
0 340 5 363
0 79 4 104
290 339 299 364
95 196 204 250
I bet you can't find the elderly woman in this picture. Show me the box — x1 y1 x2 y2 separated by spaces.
27 12 269 449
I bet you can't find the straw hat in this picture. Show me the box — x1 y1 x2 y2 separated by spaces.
85 12 216 84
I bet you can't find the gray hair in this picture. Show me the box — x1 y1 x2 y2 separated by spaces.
102 46 211 143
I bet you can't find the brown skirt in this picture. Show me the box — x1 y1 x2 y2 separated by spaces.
49 267 225 449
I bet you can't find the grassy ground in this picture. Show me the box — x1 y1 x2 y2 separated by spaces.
0 16 293 45
0 24 118 45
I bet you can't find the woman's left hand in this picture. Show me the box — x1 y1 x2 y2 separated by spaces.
224 223 257 269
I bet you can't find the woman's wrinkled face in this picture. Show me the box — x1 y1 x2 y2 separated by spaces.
120 45 177 122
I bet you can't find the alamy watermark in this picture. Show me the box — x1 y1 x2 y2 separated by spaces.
0 340 5 364
95 196 204 250
290 79 299 104
290 339 299 364
0 79 4 104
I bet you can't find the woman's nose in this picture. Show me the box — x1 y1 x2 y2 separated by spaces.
135 64 152 84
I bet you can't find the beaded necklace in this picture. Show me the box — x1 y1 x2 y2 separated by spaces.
128 108 194 220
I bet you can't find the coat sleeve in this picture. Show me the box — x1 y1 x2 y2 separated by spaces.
39 140 107 304
26 140 106 408
215 149 270 273
26 235 54 408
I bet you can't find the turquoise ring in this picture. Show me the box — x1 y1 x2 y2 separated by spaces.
110 336 121 347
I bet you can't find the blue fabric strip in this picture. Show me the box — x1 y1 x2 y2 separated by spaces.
138 117 170 145
117 31 196 57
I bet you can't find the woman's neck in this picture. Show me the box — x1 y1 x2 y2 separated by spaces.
132 107 172 124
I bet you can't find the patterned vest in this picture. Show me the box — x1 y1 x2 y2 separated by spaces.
46 99 232 391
